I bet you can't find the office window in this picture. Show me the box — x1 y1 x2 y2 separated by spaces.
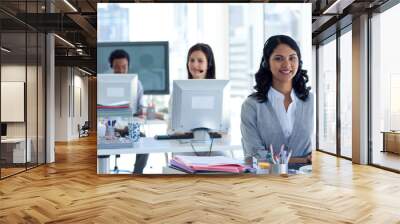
318 37 337 154
340 29 352 158
264 4 312 79
371 3 400 171
97 3 311 105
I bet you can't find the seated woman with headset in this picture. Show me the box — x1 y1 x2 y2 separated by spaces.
169 43 227 156
241 35 313 169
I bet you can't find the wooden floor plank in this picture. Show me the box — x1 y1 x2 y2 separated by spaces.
0 135 400 223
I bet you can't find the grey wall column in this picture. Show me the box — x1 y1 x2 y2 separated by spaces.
352 14 369 164
45 0 56 163
46 33 55 163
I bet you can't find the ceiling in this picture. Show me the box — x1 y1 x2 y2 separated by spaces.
0 0 97 72
0 0 393 74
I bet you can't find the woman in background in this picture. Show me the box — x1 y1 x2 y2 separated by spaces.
168 42 216 132
169 43 227 157
186 43 216 79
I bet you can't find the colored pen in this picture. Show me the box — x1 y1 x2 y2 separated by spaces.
286 150 293 164
269 144 276 164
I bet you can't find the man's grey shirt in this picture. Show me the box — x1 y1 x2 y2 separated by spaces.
135 81 145 113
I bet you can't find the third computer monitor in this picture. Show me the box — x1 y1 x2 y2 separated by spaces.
97 74 138 114
171 79 230 135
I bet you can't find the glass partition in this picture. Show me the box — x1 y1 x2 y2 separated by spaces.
1 30 27 178
371 3 400 171
0 0 46 179
27 31 38 169
317 37 337 155
339 29 352 158
38 32 45 165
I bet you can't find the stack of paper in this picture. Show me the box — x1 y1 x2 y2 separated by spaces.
97 101 132 116
170 155 247 174
97 101 130 109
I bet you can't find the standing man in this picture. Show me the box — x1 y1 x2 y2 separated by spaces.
109 49 148 174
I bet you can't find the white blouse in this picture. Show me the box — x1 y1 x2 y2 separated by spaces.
267 87 298 139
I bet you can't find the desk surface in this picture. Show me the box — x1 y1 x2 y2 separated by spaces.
97 136 242 155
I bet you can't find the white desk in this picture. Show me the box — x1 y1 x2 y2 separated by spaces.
98 118 241 156
98 135 241 155
96 118 244 174
97 135 242 174
1 138 31 163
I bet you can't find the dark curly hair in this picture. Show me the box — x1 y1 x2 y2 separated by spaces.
251 35 311 102
186 43 216 79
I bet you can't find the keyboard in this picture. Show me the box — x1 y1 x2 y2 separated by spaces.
208 132 222 139
154 132 222 140
154 133 194 140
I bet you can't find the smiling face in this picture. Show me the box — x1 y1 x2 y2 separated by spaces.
188 50 208 79
268 43 299 85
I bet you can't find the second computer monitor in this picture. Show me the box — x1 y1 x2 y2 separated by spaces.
97 73 138 113
171 80 230 134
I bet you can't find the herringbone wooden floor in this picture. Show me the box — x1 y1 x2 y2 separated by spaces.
1 135 400 223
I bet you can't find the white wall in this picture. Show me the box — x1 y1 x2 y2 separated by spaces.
55 67 69 141
71 73 89 138
1 64 46 163
1 65 26 138
1 65 40 136
54 67 89 141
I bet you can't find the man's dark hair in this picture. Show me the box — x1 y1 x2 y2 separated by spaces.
109 49 130 68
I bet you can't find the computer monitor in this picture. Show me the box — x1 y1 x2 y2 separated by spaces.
1 123 7 138
171 80 230 141
97 74 138 114
97 42 169 95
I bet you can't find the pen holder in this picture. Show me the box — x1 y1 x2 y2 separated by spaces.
98 123 106 137
146 106 156 120
129 122 141 142
256 162 270 174
271 163 288 175
105 126 115 137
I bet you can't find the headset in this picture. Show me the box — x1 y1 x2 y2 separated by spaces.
260 56 303 71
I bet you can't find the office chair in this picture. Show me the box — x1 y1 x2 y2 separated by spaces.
78 121 90 138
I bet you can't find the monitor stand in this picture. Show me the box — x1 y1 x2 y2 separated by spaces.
192 128 211 143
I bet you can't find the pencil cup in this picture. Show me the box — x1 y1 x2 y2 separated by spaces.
129 122 141 142
256 162 270 174
271 163 288 175
105 125 115 137
146 106 156 120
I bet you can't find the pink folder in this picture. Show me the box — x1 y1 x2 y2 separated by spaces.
171 155 246 173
